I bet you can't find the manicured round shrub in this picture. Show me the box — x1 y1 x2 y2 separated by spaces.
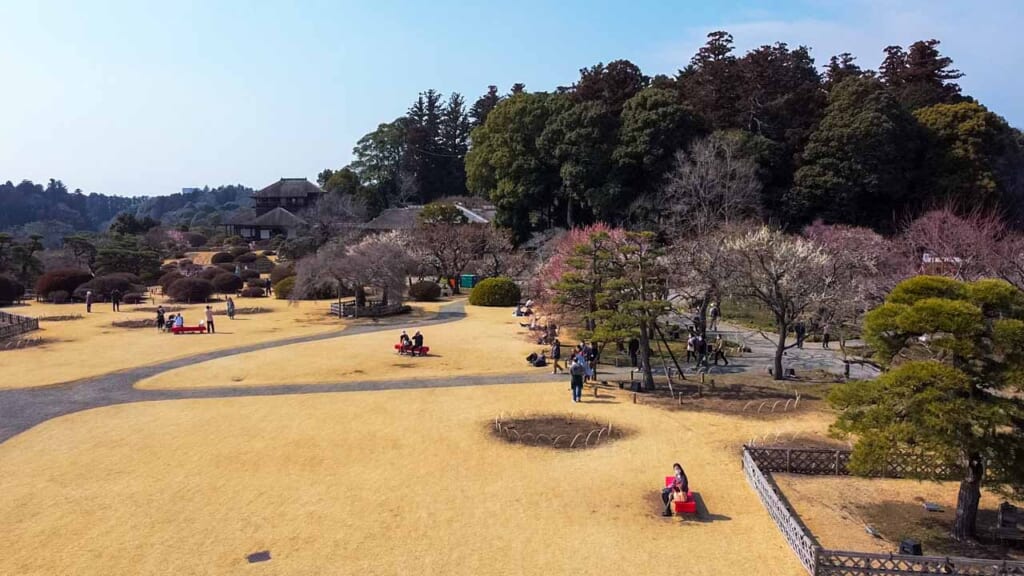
263 250 277 257
49 290 71 304
0 275 26 304
240 287 265 298
166 278 215 303
270 263 296 285
198 267 224 280
408 280 442 302
224 236 245 247
158 271 184 292
210 252 233 265
217 262 236 273
229 246 250 258
123 292 147 304
245 279 266 289
274 276 296 300
160 263 179 273
469 277 520 307
239 269 261 282
35 269 93 298
74 274 144 300
211 273 243 294
234 252 258 264
183 232 207 248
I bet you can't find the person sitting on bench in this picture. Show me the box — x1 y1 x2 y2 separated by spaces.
173 314 185 329
399 330 412 353
412 331 424 355
164 314 176 332
662 463 689 517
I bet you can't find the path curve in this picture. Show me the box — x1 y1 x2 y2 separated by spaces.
0 301 558 445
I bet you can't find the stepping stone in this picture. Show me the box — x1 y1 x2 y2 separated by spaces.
246 551 271 563
923 502 943 512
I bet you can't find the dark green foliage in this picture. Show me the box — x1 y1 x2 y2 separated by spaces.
408 280 442 301
418 203 468 225
49 290 70 304
789 76 922 231
94 237 161 282
879 40 962 110
269 263 296 285
274 276 296 300
234 252 258 264
35 269 93 297
158 271 184 292
239 287 265 298
239 269 260 282
108 213 158 236
166 278 215 303
468 277 520 306
211 273 243 294
835 276 1024 540
198 267 224 280
217 263 236 273
229 246 249 258
0 275 26 304
122 292 146 304
183 232 207 248
75 273 144 300
210 252 233 264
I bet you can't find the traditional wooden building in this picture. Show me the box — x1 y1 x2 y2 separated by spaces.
223 178 322 241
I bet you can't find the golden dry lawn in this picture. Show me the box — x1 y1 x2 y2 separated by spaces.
1 298 440 389
136 305 543 390
0 383 831 575
775 474 1023 555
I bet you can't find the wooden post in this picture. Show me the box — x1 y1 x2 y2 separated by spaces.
632 393 637 404
786 449 792 473
834 451 841 475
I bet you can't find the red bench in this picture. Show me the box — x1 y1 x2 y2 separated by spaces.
665 476 697 515
394 343 430 356
171 325 206 334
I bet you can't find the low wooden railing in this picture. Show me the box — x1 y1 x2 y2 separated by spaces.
746 446 961 480
0 310 40 340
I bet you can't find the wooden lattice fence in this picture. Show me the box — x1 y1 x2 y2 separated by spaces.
816 550 1024 576
0 311 39 340
742 447 1024 575
746 446 959 480
743 448 819 574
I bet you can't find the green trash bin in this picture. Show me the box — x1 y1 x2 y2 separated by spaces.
459 274 479 289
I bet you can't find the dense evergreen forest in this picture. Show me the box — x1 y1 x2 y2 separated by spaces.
320 33 1024 242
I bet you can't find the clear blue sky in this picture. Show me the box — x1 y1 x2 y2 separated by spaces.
1 0 1021 197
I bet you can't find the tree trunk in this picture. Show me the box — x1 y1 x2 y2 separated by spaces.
637 322 654 391
566 197 575 229
773 322 787 381
952 454 984 541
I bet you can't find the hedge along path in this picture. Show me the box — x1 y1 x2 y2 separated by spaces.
0 301 468 444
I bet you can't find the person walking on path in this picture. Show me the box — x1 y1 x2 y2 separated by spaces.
226 297 236 320
569 358 585 403
709 303 721 331
110 289 121 312
204 305 215 334
628 337 639 367
712 335 729 366
821 323 831 349
155 306 165 332
686 335 696 363
85 290 93 313
550 338 563 374
794 321 806 349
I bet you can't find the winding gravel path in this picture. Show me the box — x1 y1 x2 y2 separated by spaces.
0 301 559 445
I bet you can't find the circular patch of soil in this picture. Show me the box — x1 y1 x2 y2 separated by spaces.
491 414 630 450
112 319 156 329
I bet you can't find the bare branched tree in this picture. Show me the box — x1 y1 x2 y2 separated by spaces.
661 132 762 235
722 226 836 380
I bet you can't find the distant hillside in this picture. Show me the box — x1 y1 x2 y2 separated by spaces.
0 179 254 238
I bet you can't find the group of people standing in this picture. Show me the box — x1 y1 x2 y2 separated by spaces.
154 298 235 334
